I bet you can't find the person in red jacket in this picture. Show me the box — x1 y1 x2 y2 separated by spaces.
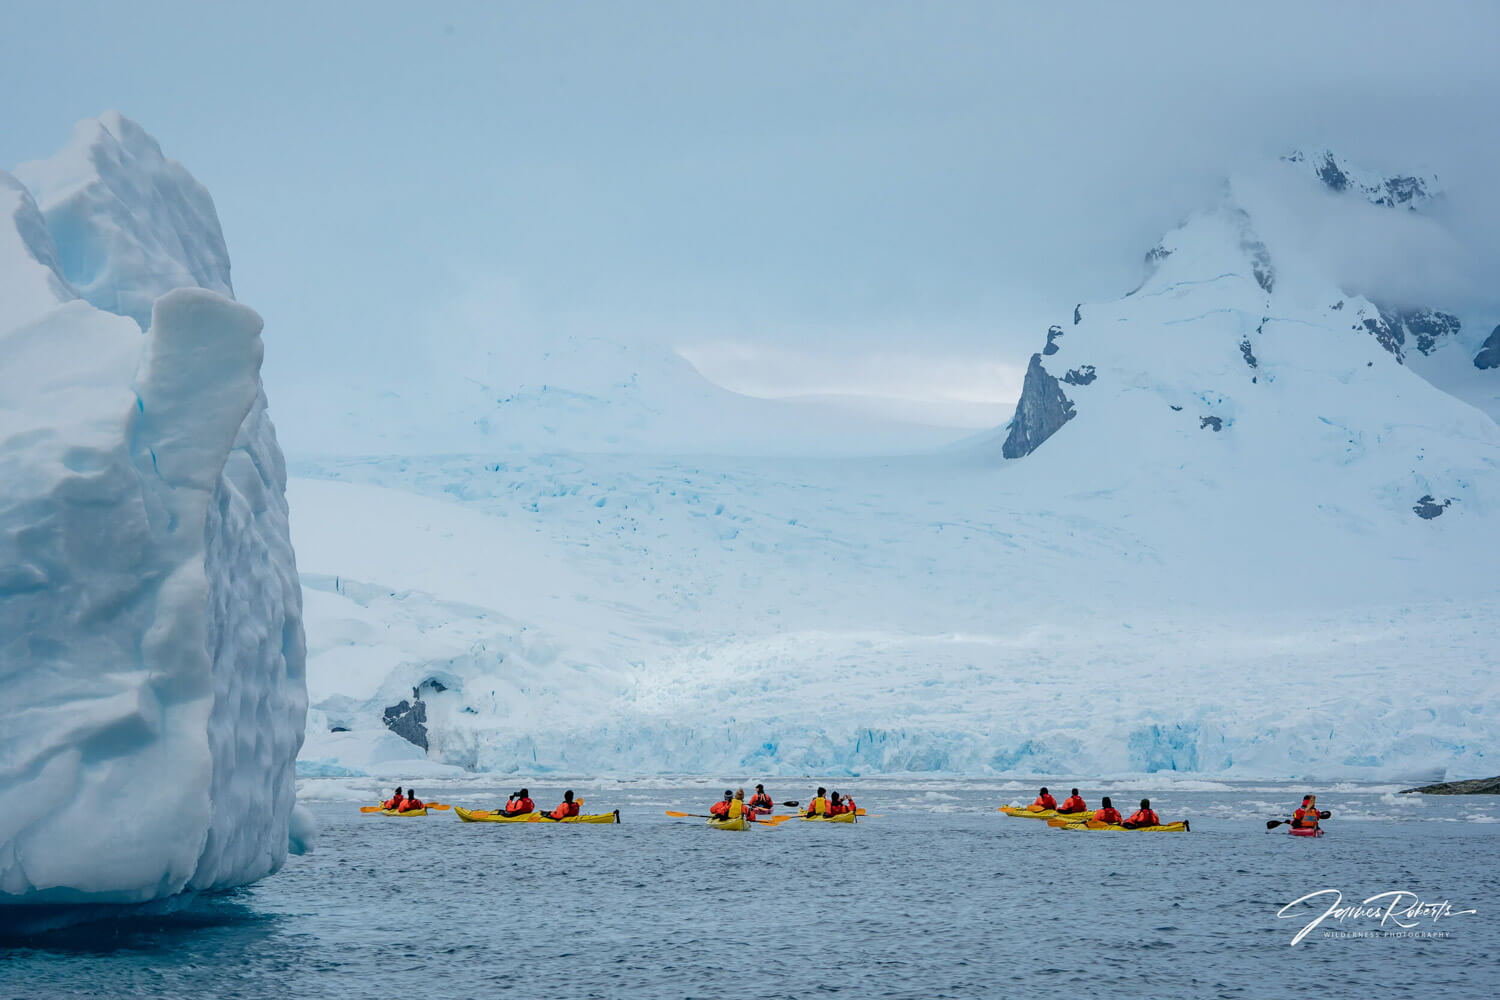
827 792 850 816
748 785 774 814
1058 788 1087 815
381 787 404 810
544 790 581 820
503 789 535 817
1093 796 1123 825
1292 794 1328 830
708 790 734 819
399 791 424 812
1123 798 1160 829
1030 787 1057 811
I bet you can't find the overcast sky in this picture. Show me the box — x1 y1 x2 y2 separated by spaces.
3 2 1498 425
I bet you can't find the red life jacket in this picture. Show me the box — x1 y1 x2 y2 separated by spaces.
749 793 773 810
510 797 534 814
709 800 731 818
1293 806 1319 828
382 796 401 810
400 798 424 812
551 801 580 819
1093 807 1123 825
1059 795 1086 813
827 801 848 816
1126 808 1159 827
1033 793 1057 810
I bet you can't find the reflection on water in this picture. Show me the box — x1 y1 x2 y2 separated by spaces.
0 891 271 953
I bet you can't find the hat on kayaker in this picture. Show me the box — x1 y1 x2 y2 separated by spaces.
1040 787 1049 794
817 787 826 796
563 790 574 801
724 789 733 798
755 784 764 792
1140 798 1150 808
1101 796 1112 808
519 788 529 797
1070 788 1079 796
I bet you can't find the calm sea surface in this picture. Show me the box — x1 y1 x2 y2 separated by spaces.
3 780 1497 999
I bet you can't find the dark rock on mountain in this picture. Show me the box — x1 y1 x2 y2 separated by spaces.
1476 325 1500 370
1402 776 1500 794
1200 416 1222 432
384 692 429 751
1379 305 1461 356
1240 339 1258 369
1063 365 1096 386
1043 325 1065 357
1073 304 1082 325
1412 495 1452 519
1002 354 1075 459
1283 150 1436 209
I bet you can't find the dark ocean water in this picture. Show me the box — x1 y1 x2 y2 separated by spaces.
2 782 1497 999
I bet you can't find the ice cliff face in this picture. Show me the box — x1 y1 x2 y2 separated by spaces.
0 114 305 905
1476 326 1500 371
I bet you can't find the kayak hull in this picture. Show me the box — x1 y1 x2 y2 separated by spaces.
999 806 1091 821
1289 826 1324 837
455 807 540 823
800 812 856 823
707 816 748 831
379 808 428 817
1057 819 1189 833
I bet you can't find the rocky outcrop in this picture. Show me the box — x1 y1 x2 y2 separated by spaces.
1476 325 1500 370
1002 354 1075 459
1063 365 1096 386
1283 149 1438 209
1200 416 1223 432
383 693 429 751
1042 325 1065 356
1412 495 1452 519
1240 339 1258 369
1402 776 1500 794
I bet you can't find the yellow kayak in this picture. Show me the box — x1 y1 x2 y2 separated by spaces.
537 810 620 824
707 816 748 831
799 811 857 823
454 807 539 823
999 805 1089 821
379 808 428 817
1056 818 1190 833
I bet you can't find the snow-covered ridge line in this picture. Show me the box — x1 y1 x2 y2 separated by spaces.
1 113 305 906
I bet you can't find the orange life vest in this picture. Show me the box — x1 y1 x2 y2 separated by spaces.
709 800 731 818
749 793 773 810
1059 795 1086 813
382 796 401 810
508 797 534 815
1293 805 1319 828
1033 793 1057 810
1125 808 1159 827
1093 807 1123 825
550 801 580 819
400 798 423 812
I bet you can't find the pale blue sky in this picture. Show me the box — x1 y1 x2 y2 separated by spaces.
4 1 1498 416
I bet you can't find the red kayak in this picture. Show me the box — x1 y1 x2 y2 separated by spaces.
748 806 773 817
1289 826 1324 837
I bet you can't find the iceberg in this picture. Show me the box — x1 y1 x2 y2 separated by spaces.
0 114 305 905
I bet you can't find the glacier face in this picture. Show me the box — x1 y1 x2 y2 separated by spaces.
0 115 304 904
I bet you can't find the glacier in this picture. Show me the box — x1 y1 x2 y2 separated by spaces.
289 150 1499 785
0 114 305 905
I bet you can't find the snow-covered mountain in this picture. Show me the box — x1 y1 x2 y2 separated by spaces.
0 114 305 905
290 148 1498 785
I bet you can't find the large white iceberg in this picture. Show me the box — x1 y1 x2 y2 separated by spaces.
0 113 305 904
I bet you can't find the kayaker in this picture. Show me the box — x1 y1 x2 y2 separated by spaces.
827 792 856 816
1292 794 1327 830
1123 798 1160 829
1093 796 1123 825
709 790 733 819
503 789 535 817
805 787 830 817
748 785 774 813
544 790 581 820
728 789 747 822
381 787 404 810
1058 788 1087 815
1031 787 1057 811
399 790 424 812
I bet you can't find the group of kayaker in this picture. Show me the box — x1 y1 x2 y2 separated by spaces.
704 783 858 822
380 786 425 813
1028 786 1159 828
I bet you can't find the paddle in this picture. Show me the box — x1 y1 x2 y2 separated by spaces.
666 810 712 818
1267 811 1331 830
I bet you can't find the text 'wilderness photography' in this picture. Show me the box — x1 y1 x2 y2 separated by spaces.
1 3 1498 998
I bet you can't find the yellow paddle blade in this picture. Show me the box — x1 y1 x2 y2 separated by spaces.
359 805 382 813
427 803 451 810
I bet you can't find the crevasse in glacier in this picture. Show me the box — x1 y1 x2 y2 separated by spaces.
0 113 305 904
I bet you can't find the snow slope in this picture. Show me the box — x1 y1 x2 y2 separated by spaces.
0 115 305 905
291 151 1499 785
